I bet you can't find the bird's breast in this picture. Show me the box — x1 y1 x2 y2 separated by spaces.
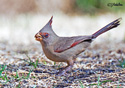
42 45 67 62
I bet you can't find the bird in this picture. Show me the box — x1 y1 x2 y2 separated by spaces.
35 16 121 75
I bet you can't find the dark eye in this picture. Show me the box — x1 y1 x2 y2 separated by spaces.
45 33 49 38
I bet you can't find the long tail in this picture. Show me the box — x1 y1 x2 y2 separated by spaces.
92 18 122 39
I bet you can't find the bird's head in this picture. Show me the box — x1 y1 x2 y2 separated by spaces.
35 16 58 44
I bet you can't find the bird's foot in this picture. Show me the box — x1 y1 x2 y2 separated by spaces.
57 70 68 76
56 65 73 76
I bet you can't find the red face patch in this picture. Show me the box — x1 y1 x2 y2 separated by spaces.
42 33 49 38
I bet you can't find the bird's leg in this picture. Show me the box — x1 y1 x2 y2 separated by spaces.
58 59 74 76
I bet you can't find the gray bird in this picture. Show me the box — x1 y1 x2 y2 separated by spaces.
35 16 121 75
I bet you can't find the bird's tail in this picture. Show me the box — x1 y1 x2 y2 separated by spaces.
92 18 122 39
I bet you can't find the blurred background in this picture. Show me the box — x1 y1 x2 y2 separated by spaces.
0 0 124 45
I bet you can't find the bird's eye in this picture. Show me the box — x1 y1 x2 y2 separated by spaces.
44 33 49 38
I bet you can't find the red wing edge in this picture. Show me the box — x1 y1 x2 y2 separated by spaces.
54 40 82 53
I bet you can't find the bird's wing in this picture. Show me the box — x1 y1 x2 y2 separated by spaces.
54 36 92 53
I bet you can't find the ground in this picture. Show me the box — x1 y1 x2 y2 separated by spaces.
0 40 125 88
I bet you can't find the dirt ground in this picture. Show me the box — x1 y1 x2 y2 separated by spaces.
0 40 125 88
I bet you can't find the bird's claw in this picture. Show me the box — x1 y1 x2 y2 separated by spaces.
56 70 68 76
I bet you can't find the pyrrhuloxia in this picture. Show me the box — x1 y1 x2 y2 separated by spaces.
35 16 121 75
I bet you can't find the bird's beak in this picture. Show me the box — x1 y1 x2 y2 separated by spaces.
35 33 43 41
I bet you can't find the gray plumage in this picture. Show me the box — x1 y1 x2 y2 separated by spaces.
35 16 121 75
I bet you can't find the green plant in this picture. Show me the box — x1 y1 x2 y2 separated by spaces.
88 75 112 87
25 54 39 69
54 62 56 66
99 80 112 85
0 72 10 84
12 71 21 81
34 59 39 69
0 65 12 84
97 75 100 88
118 59 125 68
0 65 6 76
79 80 84 88
22 70 31 79
16 82 21 88
43 60 47 65
78 77 112 87
117 79 120 88
53 62 62 69
12 70 31 81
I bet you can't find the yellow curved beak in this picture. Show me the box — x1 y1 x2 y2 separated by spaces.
35 33 43 41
